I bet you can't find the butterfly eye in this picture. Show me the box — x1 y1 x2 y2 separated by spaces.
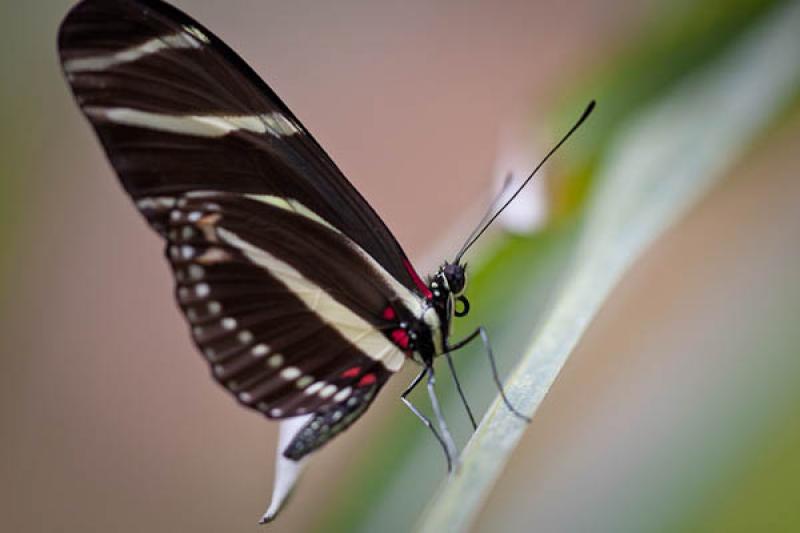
454 295 470 317
442 263 466 295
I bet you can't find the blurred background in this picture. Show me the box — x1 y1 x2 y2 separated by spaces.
1 0 798 532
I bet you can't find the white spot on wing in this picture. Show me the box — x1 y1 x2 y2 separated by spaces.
319 384 337 399
195 283 210 298
296 375 314 389
136 196 175 211
281 367 301 380
136 198 156 210
333 387 352 402
305 381 325 396
188 265 204 280
238 330 254 344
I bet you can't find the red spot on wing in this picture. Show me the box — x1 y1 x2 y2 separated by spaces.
403 259 433 299
391 329 410 349
341 367 361 379
382 306 396 320
358 373 377 387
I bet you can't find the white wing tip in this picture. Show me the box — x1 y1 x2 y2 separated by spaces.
259 415 313 523
258 509 278 525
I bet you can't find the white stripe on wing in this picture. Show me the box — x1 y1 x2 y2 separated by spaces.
216 227 406 372
63 30 203 73
84 107 301 138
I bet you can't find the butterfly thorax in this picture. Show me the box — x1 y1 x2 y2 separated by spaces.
399 262 468 366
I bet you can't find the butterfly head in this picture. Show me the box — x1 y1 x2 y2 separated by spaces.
431 261 470 320
441 262 467 296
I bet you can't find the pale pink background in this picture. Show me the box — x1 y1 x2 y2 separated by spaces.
6 2 797 533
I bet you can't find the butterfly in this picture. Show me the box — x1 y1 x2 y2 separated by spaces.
58 0 593 522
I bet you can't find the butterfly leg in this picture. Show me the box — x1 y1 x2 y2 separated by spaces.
449 326 531 423
444 351 478 430
401 367 454 472
426 365 460 471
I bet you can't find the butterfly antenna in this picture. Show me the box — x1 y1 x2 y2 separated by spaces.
454 100 595 263
458 172 515 255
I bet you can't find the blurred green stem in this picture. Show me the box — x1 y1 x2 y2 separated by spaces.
415 3 800 532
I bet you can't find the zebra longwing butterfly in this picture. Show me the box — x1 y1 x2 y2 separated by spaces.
58 0 593 523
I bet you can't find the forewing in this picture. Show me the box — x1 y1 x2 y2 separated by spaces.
57 0 431 297
57 0 430 420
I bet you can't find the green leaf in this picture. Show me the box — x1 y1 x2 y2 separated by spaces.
415 2 800 532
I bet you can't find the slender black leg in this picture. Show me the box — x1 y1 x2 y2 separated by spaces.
444 351 478 430
426 366 459 470
401 367 453 472
447 328 481 351
449 326 531 423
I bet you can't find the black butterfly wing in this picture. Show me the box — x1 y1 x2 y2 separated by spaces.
58 0 429 454
58 0 432 297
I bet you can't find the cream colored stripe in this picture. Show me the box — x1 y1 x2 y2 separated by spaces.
246 195 425 317
246 195 336 231
84 107 300 138
64 31 203 73
216 227 406 372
